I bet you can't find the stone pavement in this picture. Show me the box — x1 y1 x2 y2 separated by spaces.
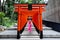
0 22 60 40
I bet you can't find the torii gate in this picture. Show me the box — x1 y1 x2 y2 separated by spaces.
14 4 46 39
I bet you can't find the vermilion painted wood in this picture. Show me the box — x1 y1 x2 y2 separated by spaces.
14 4 46 31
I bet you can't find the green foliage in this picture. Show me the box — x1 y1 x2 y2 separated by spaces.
3 17 14 28
0 12 5 25
0 12 16 28
0 0 17 28
40 0 45 4
1 0 17 28
28 0 32 4
0 12 5 18
20 0 32 4
20 0 25 4
9 6 14 12
20 0 45 4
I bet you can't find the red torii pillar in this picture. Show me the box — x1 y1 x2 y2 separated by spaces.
14 4 46 39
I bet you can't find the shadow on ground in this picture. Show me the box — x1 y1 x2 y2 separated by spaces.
43 20 60 32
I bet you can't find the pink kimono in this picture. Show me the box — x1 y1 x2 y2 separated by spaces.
28 21 32 32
